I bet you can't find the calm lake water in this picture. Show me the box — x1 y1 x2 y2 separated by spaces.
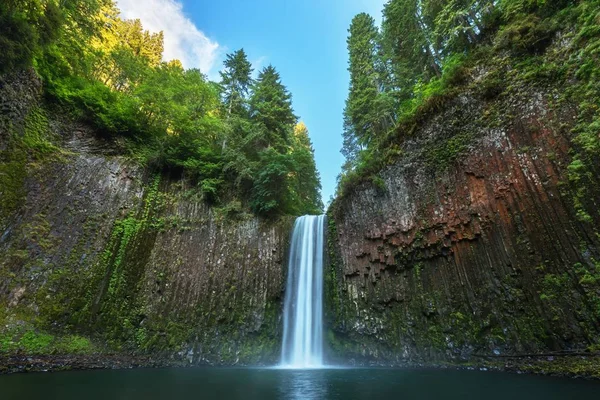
1 367 598 400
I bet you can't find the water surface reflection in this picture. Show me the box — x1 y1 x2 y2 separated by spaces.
277 369 329 400
1 367 599 400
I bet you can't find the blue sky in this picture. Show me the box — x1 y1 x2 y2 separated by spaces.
116 0 387 205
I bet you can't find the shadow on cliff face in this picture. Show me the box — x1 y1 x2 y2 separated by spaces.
0 70 294 367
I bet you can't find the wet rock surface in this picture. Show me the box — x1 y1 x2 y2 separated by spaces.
328 83 600 370
0 354 175 375
0 71 293 367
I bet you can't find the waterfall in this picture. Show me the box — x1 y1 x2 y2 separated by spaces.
280 215 325 368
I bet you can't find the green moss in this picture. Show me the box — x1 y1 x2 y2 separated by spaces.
22 213 54 250
324 216 349 327
18 331 55 353
479 71 505 100
0 106 62 225
370 175 387 192
52 175 167 349
540 273 570 300
54 335 94 354
0 159 27 223
495 14 558 57
556 4 600 225
425 132 473 172
0 326 94 355
22 107 60 155
512 314 548 347
518 356 600 379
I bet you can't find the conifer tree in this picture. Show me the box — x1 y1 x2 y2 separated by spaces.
340 111 361 170
343 12 396 169
249 65 297 150
382 0 442 93
344 14 380 149
290 122 323 214
219 49 253 117
424 0 489 55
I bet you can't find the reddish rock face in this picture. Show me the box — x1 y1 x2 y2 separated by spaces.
328 88 600 364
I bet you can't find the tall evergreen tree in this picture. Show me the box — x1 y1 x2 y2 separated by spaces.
290 122 323 214
343 13 395 168
119 19 164 66
249 65 297 150
382 0 442 92
341 111 361 170
344 13 379 150
424 0 489 55
250 147 293 216
0 0 80 75
219 49 253 117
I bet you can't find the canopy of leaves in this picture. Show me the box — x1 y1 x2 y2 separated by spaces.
1 0 322 218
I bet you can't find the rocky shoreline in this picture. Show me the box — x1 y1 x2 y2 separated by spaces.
331 353 600 380
2 354 599 380
0 354 180 375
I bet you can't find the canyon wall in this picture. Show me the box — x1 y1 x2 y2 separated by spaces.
2 59 600 373
0 71 293 365
327 70 600 365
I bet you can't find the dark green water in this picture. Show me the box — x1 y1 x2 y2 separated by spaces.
1 367 598 400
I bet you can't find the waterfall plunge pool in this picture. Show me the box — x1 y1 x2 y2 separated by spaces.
4 216 597 399
1 367 599 399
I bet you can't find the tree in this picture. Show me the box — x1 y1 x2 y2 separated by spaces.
382 0 442 92
249 65 297 150
250 147 294 216
119 19 164 66
424 0 490 55
289 122 323 215
219 49 253 117
0 4 39 74
345 14 380 146
51 0 111 78
0 0 63 75
343 13 395 168
91 10 165 91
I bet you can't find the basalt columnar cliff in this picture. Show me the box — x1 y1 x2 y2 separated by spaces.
0 70 293 367
327 77 600 362
325 29 600 373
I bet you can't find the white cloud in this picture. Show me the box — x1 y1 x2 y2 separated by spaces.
116 0 221 77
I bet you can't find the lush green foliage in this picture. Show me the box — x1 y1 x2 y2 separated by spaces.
563 0 600 222
338 0 600 215
2 0 322 217
343 13 390 166
341 0 501 181
220 49 254 117
0 0 63 74
0 307 95 355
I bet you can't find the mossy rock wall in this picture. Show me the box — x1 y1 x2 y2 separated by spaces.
0 71 294 365
327 62 600 366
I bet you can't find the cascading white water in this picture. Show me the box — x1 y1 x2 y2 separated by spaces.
280 215 325 368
